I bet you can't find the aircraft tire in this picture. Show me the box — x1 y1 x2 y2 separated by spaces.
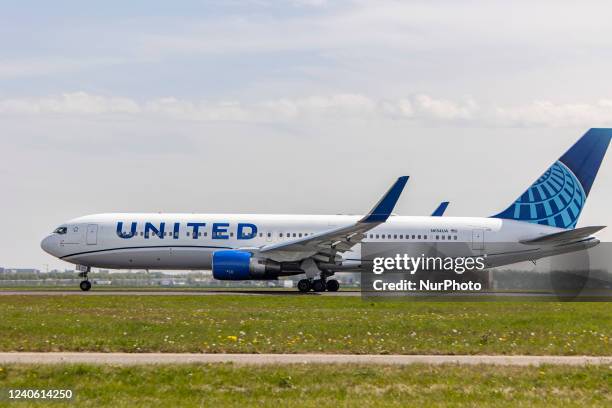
326 279 340 292
312 279 326 292
79 280 92 292
297 279 311 293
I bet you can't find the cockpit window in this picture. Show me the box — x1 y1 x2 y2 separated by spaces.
53 227 67 235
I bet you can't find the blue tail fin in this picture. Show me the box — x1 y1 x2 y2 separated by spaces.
431 201 449 216
493 128 611 229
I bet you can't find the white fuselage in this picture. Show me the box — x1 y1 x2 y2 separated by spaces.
40 213 591 272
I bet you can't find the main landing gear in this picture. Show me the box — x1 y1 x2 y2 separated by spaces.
78 266 91 292
297 278 340 293
297 259 339 293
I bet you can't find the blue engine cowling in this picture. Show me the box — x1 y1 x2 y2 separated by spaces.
212 250 280 280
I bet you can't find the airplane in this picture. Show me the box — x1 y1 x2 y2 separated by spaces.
431 202 450 216
41 129 611 292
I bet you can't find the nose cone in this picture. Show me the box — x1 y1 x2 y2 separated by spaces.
41 235 56 256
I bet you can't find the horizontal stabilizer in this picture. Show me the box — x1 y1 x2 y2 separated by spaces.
520 225 606 245
431 201 449 217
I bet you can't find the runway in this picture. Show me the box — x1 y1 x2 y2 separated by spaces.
0 352 609 366
0 289 359 296
0 289 567 297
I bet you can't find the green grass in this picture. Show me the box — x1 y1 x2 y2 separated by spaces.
0 363 609 407
0 296 609 355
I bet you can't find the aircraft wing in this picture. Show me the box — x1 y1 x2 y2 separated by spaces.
520 225 606 245
256 176 409 262
431 201 449 216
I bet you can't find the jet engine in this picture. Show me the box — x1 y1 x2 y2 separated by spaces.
212 250 281 280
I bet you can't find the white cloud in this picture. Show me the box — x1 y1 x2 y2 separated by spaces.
493 100 612 127
0 92 140 115
143 97 249 121
261 94 377 119
0 58 126 79
412 95 479 121
2 91 612 128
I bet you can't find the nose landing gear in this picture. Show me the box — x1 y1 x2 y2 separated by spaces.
79 280 92 291
77 266 91 291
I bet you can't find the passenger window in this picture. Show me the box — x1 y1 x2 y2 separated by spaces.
424 235 427 239
393 234 397 239
299 233 303 237
411 235 415 239
186 232 190 237
279 233 283 237
399 235 403 239
418 235 421 239
267 233 272 238
454 236 458 240
230 232 234 237
436 235 439 240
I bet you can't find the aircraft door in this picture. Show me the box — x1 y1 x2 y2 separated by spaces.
471 229 484 250
86 224 98 245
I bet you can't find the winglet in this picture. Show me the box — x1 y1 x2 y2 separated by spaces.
431 201 449 217
361 176 409 223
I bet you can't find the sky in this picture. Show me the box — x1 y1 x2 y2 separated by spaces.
1 0 611 270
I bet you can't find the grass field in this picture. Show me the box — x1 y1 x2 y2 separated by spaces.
0 363 609 407
0 295 609 355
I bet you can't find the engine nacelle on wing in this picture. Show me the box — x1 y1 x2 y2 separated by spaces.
212 250 281 280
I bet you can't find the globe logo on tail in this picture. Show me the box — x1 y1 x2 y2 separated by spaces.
503 161 585 229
